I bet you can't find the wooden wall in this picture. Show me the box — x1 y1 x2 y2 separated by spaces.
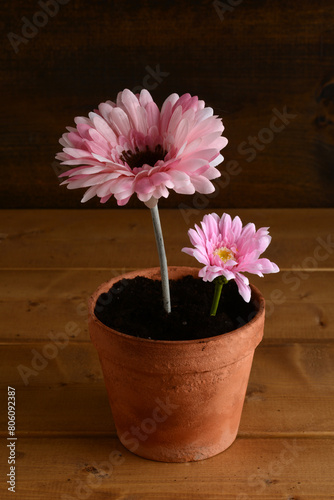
2 0 334 209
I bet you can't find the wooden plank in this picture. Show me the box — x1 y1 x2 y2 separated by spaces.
1 343 333 436
2 1 334 209
0 269 333 342
0 209 333 270
3 384 116 437
0 437 332 499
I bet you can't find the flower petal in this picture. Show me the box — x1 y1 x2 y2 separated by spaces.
234 273 251 302
56 89 228 206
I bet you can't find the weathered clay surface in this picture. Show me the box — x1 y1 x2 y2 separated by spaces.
88 267 265 462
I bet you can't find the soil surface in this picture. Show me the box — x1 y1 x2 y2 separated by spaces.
94 275 257 341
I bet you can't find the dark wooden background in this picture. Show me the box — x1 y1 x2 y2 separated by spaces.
2 0 334 209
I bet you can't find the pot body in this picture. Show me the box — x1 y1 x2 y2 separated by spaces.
88 267 265 462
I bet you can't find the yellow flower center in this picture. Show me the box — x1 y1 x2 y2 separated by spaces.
214 247 235 263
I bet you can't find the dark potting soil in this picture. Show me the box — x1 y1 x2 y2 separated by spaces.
94 275 257 341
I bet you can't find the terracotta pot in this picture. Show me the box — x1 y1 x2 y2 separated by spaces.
88 266 265 462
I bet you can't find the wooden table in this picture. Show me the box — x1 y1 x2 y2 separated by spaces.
1 208 333 499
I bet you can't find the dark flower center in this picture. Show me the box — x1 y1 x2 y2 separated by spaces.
120 144 167 170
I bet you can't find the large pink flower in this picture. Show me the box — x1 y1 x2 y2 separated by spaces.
182 213 279 302
56 89 227 206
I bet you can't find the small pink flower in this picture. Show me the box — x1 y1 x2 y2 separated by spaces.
182 213 279 302
56 89 227 206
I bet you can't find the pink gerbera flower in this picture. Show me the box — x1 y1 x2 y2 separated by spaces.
182 213 279 303
56 89 227 207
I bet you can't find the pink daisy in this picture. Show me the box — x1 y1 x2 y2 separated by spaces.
182 213 279 302
56 89 228 207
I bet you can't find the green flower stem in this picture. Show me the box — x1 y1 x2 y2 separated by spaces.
210 276 228 316
150 203 171 314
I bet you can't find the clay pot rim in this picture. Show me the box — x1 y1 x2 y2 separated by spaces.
89 266 265 345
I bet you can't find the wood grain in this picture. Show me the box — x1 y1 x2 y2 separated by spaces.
0 437 332 499
1 209 334 270
2 0 334 208
0 208 333 498
1 343 333 436
0 269 333 342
